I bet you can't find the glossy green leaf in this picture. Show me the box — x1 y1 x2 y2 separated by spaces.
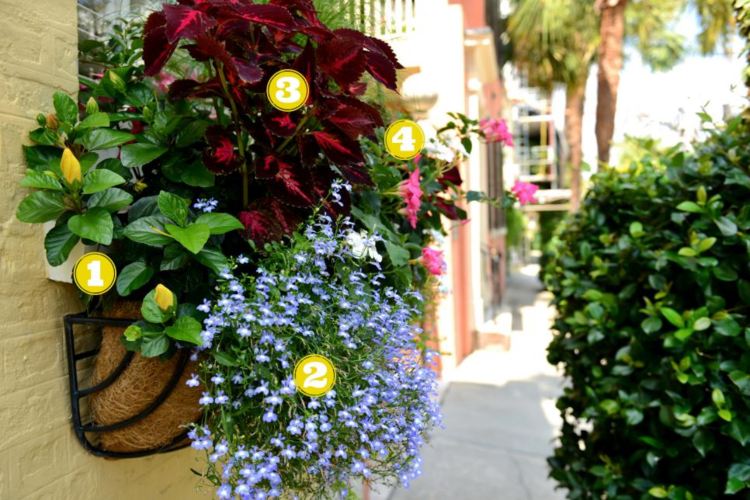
80 128 135 150
661 307 684 328
157 191 190 226
87 188 133 212
20 170 63 191
194 247 228 274
166 223 210 254
16 191 66 223
44 223 79 266
164 316 202 345
195 213 244 235
140 288 175 324
122 215 173 247
53 91 78 124
76 112 110 130
121 143 167 168
67 208 113 245
82 169 126 194
116 260 154 296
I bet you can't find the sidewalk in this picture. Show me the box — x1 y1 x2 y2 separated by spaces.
387 266 564 500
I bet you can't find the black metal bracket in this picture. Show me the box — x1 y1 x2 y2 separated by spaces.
64 313 191 458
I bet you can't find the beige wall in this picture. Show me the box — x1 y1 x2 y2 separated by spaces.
0 1 208 498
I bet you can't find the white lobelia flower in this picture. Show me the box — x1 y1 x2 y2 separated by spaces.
345 230 382 262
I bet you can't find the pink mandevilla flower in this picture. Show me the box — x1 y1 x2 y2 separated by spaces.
421 247 447 276
480 118 514 147
511 180 539 205
400 168 422 229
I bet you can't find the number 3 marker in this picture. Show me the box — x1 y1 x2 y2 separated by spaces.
266 69 309 112
385 119 425 160
294 354 336 397
73 252 117 295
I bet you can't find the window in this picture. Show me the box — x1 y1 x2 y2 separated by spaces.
78 0 161 42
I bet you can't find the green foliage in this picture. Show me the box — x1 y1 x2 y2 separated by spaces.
544 115 750 498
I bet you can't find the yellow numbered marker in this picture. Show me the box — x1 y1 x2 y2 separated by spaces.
294 354 336 397
266 69 309 112
384 119 425 160
73 252 117 295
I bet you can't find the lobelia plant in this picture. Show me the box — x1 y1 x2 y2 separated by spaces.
189 206 441 498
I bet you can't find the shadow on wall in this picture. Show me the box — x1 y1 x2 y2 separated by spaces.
391 376 564 500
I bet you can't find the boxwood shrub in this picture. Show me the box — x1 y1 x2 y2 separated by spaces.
544 117 750 499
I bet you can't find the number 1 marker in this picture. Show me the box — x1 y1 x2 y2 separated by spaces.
73 252 117 295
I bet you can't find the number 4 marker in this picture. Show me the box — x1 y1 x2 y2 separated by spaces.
385 119 425 160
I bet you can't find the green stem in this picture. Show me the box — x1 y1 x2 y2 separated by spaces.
277 113 312 153
216 63 249 208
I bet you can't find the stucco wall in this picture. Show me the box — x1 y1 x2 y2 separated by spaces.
0 1 208 498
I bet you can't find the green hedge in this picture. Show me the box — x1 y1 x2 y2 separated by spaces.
544 117 750 499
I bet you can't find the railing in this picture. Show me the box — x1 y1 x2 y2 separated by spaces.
348 0 420 40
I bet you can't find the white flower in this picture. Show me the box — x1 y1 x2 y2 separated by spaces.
423 141 456 163
346 230 382 262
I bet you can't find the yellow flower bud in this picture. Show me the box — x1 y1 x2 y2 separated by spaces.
60 147 82 185
154 284 174 311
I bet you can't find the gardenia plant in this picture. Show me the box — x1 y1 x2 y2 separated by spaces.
188 208 441 498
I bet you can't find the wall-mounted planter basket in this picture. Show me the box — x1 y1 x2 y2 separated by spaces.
63 313 201 458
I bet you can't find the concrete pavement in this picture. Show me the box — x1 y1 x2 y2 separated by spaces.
386 266 565 500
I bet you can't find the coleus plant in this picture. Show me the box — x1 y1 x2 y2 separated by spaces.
143 0 403 242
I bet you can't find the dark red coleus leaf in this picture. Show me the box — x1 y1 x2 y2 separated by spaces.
434 197 467 221
203 126 240 174
297 135 319 166
186 35 263 84
311 131 364 165
143 12 177 76
336 164 373 186
271 0 321 26
234 57 264 83
264 112 297 137
163 4 217 43
322 97 383 140
347 81 368 96
317 35 366 90
439 166 463 188
292 42 316 92
239 208 276 243
364 51 398 91
167 78 224 100
272 160 315 207
256 154 288 179
327 28 401 90
233 4 296 31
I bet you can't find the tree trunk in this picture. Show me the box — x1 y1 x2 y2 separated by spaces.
595 0 627 165
565 81 586 212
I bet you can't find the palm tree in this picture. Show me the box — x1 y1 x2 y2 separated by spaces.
595 0 736 164
508 0 599 210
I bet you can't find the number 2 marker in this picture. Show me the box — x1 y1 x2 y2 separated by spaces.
294 354 336 397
